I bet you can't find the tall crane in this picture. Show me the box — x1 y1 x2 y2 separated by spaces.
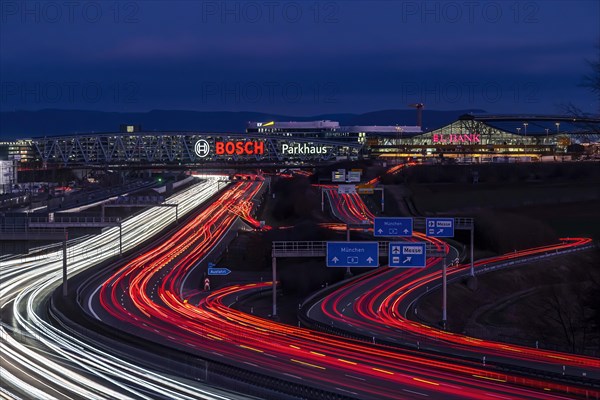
409 103 424 128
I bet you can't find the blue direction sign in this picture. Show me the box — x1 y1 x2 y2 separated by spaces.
208 267 231 276
327 242 378 268
389 242 426 268
426 218 455 237
374 217 413 237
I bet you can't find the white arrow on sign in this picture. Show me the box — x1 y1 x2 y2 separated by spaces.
403 256 412 264
366 257 374 264
331 257 339 263
437 228 444 234
403 229 409 234
377 228 383 234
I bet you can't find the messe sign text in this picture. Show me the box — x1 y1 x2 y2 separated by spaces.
389 242 426 268
426 218 455 237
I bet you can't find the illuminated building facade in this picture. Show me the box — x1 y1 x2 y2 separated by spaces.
18 115 600 168
370 115 600 162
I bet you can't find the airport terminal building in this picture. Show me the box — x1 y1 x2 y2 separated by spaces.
247 115 600 163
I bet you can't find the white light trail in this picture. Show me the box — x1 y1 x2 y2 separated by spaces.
0 177 244 399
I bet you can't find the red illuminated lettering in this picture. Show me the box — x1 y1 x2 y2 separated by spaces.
214 141 265 155
254 141 264 154
432 133 482 144
233 142 241 154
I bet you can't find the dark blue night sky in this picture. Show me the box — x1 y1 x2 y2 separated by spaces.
1 0 598 115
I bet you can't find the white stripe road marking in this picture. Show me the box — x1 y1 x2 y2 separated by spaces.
88 285 102 320
336 387 358 395
283 373 303 380
403 389 428 396
345 374 366 381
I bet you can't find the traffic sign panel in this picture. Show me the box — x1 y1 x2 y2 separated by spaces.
426 218 455 237
338 184 356 194
347 171 361 182
327 242 378 267
389 242 426 268
374 217 413 237
332 170 345 182
208 267 231 276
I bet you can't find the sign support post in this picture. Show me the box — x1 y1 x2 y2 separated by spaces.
62 228 68 296
272 256 277 317
425 218 455 329
346 224 352 277
442 255 447 329
470 225 475 277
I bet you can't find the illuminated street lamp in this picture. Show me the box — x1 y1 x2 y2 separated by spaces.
555 122 560 133
523 122 528 136
545 128 550 143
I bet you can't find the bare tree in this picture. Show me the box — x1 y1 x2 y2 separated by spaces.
564 43 600 121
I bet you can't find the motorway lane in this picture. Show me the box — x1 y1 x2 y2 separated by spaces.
305 238 600 380
325 189 374 225
0 178 250 400
320 165 600 380
82 179 597 399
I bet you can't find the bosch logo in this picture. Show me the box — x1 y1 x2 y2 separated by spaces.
215 141 264 156
194 139 264 157
194 139 210 158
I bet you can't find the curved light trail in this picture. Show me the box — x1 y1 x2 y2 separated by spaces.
86 174 598 399
319 165 599 381
0 177 246 400
311 238 600 372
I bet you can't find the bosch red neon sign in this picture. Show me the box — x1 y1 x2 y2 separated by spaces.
215 141 264 155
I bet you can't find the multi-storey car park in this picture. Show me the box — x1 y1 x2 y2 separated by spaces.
1 114 599 169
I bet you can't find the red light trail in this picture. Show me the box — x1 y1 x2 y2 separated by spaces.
90 172 599 399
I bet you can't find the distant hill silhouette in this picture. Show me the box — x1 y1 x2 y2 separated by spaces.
0 108 487 139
